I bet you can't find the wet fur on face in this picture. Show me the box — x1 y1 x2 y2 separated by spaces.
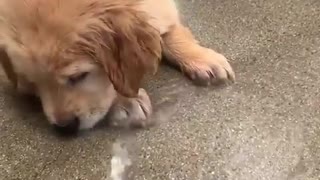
0 0 161 129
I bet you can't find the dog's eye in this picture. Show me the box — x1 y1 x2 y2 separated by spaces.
68 72 89 85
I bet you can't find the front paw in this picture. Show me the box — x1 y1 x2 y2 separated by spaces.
107 89 152 128
185 49 235 86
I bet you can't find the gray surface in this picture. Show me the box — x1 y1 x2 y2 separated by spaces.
1 0 320 179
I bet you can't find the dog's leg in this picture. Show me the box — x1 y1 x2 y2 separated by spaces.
107 89 152 128
162 24 235 85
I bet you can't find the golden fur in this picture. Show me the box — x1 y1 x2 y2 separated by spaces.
0 0 235 131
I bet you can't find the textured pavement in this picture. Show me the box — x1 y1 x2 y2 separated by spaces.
1 0 320 179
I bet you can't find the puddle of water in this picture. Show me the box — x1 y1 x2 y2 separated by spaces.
110 141 132 180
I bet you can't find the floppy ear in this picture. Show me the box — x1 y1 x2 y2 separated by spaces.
97 8 162 97
0 48 17 88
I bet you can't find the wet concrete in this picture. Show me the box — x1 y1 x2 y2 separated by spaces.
1 0 320 179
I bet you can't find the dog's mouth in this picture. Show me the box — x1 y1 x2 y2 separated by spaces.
52 118 80 136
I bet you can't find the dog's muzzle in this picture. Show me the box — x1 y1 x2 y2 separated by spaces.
53 117 80 135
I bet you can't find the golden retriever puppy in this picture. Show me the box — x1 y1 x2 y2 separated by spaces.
0 0 234 134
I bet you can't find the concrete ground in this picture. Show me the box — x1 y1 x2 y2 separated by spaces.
1 0 320 179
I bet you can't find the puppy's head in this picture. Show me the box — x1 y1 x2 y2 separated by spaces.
0 0 161 132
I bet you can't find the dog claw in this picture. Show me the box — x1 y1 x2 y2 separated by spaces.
186 50 235 86
108 88 152 128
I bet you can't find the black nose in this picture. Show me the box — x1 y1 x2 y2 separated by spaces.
53 117 80 135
